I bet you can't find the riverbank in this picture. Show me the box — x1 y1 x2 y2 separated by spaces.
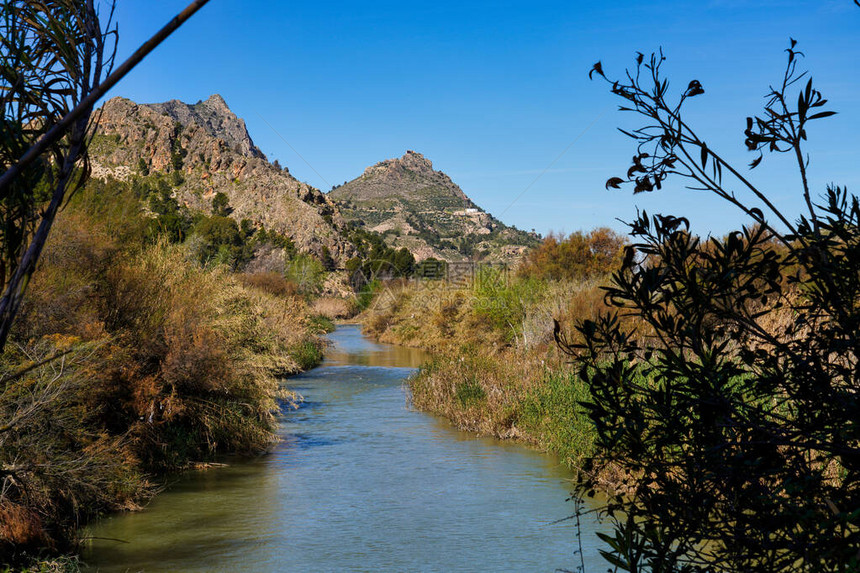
359 274 619 487
0 183 338 571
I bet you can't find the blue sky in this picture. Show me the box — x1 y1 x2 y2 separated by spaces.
106 1 859 237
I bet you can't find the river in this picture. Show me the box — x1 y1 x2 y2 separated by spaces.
82 325 605 572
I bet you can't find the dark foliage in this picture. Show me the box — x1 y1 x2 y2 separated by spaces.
146 183 193 243
344 225 415 291
193 215 253 269
211 191 230 216
559 41 860 571
0 0 117 350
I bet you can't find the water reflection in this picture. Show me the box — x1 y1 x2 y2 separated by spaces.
322 324 430 368
83 325 603 572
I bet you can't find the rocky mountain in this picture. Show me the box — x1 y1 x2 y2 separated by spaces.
147 94 265 160
329 151 538 261
90 95 354 262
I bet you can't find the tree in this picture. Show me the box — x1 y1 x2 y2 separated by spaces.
147 184 192 243
320 245 336 271
0 0 116 351
557 40 860 571
517 227 627 281
211 191 230 215
285 252 326 295
193 215 251 269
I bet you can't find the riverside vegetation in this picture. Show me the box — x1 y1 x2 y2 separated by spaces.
368 37 860 572
569 41 860 570
4 1 857 569
0 176 335 570
362 228 629 485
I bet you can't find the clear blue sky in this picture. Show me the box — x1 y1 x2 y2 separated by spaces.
106 1 859 237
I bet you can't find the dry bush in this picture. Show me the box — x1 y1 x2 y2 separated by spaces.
0 503 44 550
15 212 115 342
363 275 612 355
362 284 501 351
431 295 462 338
518 278 608 351
410 349 533 437
101 242 300 466
311 296 354 319
2 230 318 558
238 271 299 298
0 338 150 558
365 308 395 337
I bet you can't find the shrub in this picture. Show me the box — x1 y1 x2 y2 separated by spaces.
288 339 324 371
2 201 318 558
566 42 860 571
517 227 626 281
191 215 252 269
307 314 336 334
238 271 299 298
285 253 326 295
211 191 230 216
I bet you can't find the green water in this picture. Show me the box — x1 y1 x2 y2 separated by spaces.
82 325 604 572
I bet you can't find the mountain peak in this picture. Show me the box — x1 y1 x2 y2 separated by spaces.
399 149 432 170
142 95 265 160
363 149 439 179
203 93 228 108
329 151 538 262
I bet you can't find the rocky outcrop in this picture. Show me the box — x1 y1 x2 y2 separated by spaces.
148 94 265 160
342 150 471 205
91 96 355 262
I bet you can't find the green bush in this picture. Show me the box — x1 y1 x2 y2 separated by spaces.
288 339 324 371
455 378 486 408
472 270 545 341
518 371 593 468
307 314 336 334
285 253 326 295
191 215 252 268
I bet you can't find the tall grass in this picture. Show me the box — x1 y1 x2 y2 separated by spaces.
409 348 595 469
365 272 616 475
1 192 322 565
517 371 594 468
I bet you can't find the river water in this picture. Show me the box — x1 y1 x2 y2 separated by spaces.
83 325 605 572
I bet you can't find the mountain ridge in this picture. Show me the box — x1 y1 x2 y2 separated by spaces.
146 94 265 160
90 94 538 268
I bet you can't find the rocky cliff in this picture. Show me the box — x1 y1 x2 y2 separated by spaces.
90 95 354 262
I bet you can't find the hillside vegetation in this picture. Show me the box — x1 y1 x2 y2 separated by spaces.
93 95 354 264
329 150 539 262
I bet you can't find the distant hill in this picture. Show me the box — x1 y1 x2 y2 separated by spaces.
90 95 355 263
329 151 539 262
